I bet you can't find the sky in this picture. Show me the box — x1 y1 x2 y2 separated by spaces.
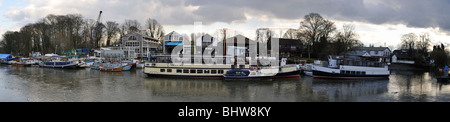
0 0 449 50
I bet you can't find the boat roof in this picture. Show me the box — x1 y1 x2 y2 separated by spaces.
0 54 13 60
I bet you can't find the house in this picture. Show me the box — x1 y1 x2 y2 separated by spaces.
391 49 415 64
277 38 304 58
163 31 189 55
345 47 391 63
121 32 159 59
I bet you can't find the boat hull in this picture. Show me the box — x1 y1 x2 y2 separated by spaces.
122 64 133 71
100 67 123 72
312 65 390 79
145 73 223 79
39 63 78 69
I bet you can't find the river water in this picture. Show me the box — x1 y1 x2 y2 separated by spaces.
1 65 450 102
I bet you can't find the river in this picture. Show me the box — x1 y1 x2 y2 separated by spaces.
1 65 450 102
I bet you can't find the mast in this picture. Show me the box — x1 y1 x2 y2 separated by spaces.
89 11 103 56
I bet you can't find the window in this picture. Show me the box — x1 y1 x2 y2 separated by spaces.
197 70 203 74
362 71 366 75
204 70 210 74
167 69 172 72
341 70 345 74
176 69 182 73
218 70 224 74
128 36 137 40
183 69 189 73
351 71 355 74
211 70 217 74
160 69 165 72
345 71 350 74
190 69 196 73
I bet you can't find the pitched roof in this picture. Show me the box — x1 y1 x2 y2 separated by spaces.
354 47 390 52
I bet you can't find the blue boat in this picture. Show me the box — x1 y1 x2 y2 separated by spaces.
122 64 133 71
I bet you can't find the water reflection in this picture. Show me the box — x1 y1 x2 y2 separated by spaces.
1 65 450 102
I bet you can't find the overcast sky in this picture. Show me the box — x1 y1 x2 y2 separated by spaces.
1 0 449 50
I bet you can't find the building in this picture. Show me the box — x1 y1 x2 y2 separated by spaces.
121 32 159 59
391 49 415 64
163 31 189 55
278 38 304 58
341 47 391 65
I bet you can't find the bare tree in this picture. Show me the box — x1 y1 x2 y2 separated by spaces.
105 21 120 46
416 32 431 55
334 24 359 55
401 33 417 51
300 13 336 59
124 19 141 34
144 18 165 41
283 28 300 39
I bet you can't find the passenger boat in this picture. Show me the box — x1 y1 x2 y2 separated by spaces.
311 55 390 79
144 56 300 79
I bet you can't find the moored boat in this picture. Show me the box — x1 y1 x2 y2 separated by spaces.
100 63 123 72
223 68 277 80
39 61 79 69
311 55 390 79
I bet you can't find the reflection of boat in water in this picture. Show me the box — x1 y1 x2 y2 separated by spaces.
312 55 390 79
311 79 389 101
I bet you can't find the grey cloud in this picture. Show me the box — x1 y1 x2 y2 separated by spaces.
184 0 450 31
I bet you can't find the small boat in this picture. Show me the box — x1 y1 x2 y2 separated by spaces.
100 63 123 72
223 68 277 80
122 64 133 71
39 61 78 69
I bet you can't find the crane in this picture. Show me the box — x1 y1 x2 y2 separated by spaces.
89 11 103 56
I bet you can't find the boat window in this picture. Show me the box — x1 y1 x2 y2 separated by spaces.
351 71 355 74
197 70 203 73
204 70 210 74
218 70 224 74
341 70 345 74
211 70 217 74
167 69 172 72
160 69 165 72
176 69 182 73
362 71 366 75
356 71 360 75
190 69 196 73
183 69 189 73
345 71 350 74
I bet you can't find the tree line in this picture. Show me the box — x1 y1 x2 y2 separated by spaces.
0 14 165 56
254 13 361 60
